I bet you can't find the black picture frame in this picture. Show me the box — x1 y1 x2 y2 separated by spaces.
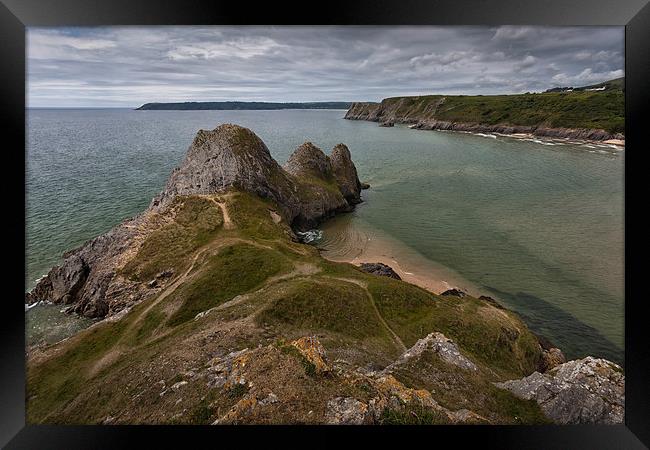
2 0 648 448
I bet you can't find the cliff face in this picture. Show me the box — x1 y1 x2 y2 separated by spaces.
345 88 625 142
26 124 362 318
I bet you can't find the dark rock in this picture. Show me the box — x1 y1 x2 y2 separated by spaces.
478 295 504 309
330 143 362 205
360 182 370 190
359 263 401 280
441 288 467 298
379 121 394 127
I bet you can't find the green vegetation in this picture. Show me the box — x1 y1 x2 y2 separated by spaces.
227 192 288 241
490 386 550 424
227 383 249 399
391 348 549 424
258 279 382 340
378 78 624 133
127 309 165 345
380 404 451 425
367 277 541 379
27 189 553 425
121 196 223 281
167 243 291 326
26 319 129 423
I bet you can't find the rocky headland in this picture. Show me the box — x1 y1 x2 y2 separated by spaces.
25 124 623 425
26 125 361 318
345 79 625 143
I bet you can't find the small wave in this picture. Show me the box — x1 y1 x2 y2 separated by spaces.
33 273 48 284
296 229 323 244
25 301 42 311
475 133 497 139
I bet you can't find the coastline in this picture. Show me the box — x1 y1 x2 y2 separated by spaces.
441 128 626 150
316 215 482 296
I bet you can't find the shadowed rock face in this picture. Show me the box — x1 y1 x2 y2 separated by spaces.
330 144 362 204
26 124 363 318
152 124 297 217
284 142 333 179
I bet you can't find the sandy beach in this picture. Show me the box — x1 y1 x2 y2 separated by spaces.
317 216 481 296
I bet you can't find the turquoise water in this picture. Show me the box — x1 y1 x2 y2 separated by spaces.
26 109 624 363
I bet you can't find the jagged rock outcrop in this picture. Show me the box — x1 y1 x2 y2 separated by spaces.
329 144 362 204
383 332 478 374
24 213 150 317
359 263 401 280
26 124 363 318
151 126 361 228
495 356 624 424
152 125 295 213
207 336 485 425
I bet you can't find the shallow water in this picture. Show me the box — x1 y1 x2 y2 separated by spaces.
26 109 623 363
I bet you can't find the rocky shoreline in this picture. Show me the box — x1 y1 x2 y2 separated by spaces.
26 124 363 318
344 101 625 144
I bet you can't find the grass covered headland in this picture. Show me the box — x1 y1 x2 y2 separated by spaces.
345 78 624 135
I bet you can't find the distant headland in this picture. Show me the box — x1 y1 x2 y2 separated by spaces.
344 78 624 143
136 101 352 111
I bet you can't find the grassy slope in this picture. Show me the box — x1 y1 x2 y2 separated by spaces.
27 190 547 424
372 79 624 134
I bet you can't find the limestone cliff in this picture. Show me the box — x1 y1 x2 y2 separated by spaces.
26 124 363 318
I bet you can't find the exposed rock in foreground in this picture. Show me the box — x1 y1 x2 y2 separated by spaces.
383 332 478 374
26 124 363 318
209 336 487 425
495 357 624 424
359 263 401 280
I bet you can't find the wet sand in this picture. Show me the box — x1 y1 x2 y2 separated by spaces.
317 215 481 296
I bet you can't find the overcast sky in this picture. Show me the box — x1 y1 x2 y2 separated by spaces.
27 26 624 108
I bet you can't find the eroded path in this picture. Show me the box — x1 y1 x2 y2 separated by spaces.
205 196 234 230
327 276 407 353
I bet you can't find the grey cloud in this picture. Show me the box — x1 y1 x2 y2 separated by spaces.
27 26 624 107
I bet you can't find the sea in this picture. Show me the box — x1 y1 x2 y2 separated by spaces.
26 108 624 365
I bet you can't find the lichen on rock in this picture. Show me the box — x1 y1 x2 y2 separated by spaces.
495 356 624 424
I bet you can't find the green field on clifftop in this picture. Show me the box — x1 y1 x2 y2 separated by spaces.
371 78 624 134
